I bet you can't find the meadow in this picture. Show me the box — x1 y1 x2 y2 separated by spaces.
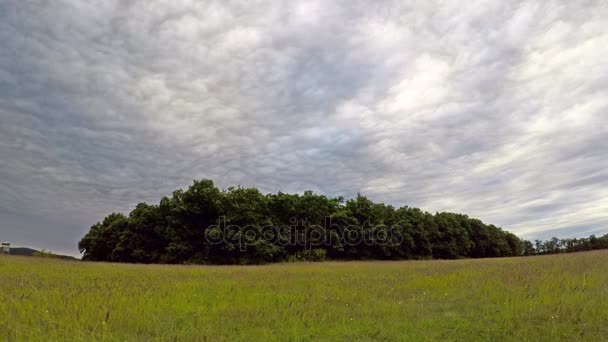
1 251 607 341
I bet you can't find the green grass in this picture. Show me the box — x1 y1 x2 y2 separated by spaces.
1 251 607 341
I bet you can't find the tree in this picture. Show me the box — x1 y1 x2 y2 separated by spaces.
522 240 535 256
80 179 536 264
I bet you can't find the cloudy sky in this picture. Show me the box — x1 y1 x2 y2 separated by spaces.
1 0 607 256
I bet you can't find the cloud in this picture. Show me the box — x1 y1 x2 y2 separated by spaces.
0 0 607 255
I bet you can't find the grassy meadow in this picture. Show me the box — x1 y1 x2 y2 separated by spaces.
1 251 607 341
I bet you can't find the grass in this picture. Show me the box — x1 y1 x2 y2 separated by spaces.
1 251 607 341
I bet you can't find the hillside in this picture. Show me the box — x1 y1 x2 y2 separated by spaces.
6 247 76 260
6 247 39 256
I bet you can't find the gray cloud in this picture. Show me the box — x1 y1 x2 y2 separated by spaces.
0 0 607 256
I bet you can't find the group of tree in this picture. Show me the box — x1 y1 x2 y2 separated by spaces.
78 179 606 264
521 234 608 256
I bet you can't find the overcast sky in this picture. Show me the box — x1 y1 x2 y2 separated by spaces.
1 0 607 256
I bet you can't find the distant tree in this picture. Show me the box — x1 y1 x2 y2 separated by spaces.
522 240 535 256
534 240 544 255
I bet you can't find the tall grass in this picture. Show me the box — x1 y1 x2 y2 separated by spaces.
1 251 607 341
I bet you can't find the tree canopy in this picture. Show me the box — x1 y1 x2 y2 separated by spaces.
78 179 605 264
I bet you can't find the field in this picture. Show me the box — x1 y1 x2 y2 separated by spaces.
1 251 607 341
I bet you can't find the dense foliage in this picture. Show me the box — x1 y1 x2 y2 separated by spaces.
79 180 532 264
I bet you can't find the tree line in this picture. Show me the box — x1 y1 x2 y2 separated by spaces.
78 179 606 264
521 235 608 256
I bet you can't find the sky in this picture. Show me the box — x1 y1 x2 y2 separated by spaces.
0 0 607 257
